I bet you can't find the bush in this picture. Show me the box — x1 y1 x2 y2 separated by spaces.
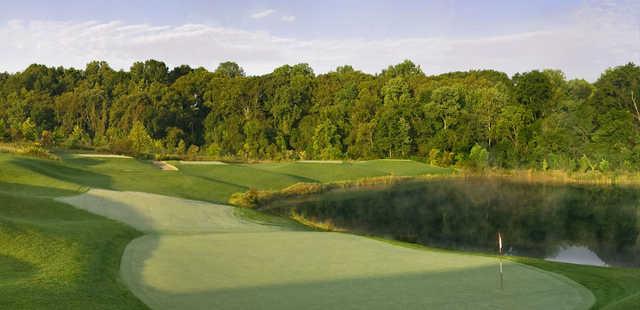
19 145 59 160
467 144 489 171
428 148 440 166
578 155 594 172
65 125 91 149
186 145 200 160
21 118 38 141
128 121 153 156
40 130 54 147
440 151 454 166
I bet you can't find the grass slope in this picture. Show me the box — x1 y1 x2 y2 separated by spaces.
0 153 453 308
1 152 634 308
0 192 145 309
56 189 592 310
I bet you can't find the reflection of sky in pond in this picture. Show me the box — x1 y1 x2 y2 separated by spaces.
545 245 608 267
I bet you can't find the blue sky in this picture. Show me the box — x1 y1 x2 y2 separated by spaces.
0 0 638 80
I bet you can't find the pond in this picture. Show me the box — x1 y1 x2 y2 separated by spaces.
265 178 640 267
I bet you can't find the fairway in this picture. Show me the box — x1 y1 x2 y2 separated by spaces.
61 188 594 310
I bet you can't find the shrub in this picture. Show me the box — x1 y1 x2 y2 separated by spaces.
128 121 153 156
19 145 59 160
186 145 200 160
40 130 54 147
65 125 91 149
578 155 594 172
428 148 440 166
467 144 489 170
177 140 187 155
440 151 454 166
21 118 38 141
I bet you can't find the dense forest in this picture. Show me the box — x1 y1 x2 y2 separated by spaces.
0 60 639 171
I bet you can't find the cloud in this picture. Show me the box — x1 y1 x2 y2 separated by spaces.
0 1 638 81
250 9 276 19
281 15 296 22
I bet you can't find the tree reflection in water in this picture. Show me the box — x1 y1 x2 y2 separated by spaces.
266 178 640 267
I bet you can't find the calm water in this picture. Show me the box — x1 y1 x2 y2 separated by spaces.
267 178 640 267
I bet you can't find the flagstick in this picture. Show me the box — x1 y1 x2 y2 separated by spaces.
499 254 504 290
498 232 504 290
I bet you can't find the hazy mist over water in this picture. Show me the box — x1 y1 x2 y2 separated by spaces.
270 178 640 267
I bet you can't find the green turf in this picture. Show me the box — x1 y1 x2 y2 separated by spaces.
0 152 632 308
54 188 593 309
354 159 454 176
0 192 146 309
123 232 593 310
513 257 640 310
3 153 451 203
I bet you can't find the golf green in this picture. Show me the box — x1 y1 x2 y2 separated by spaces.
61 189 594 310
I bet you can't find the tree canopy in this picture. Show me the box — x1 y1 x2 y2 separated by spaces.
1 59 638 170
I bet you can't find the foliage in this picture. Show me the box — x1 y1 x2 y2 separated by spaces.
39 130 53 147
467 144 489 170
127 120 153 156
1 60 639 170
20 117 38 141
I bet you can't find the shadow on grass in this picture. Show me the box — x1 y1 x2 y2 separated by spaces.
10 157 112 189
0 181 82 197
121 245 594 310
0 190 147 309
0 254 37 282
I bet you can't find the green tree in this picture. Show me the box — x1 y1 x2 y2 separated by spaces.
65 125 90 148
468 144 489 170
21 117 38 141
214 61 245 78
128 121 153 156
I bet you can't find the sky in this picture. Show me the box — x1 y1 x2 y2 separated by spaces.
0 0 638 80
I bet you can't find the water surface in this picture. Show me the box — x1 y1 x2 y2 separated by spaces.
267 178 640 267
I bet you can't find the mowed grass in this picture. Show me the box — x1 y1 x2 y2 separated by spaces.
4 152 453 203
122 232 593 310
55 189 592 310
0 153 456 308
0 192 145 309
1 152 630 309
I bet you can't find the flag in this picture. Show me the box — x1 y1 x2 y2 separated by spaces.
498 232 503 254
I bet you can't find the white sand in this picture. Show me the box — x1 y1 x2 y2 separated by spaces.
152 161 179 171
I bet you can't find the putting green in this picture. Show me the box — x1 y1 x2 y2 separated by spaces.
61 189 594 310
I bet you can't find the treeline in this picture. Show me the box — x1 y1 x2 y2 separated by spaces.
0 59 639 170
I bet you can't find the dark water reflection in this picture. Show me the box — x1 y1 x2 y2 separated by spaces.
268 178 640 267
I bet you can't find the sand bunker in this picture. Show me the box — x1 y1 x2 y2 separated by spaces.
152 161 179 171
